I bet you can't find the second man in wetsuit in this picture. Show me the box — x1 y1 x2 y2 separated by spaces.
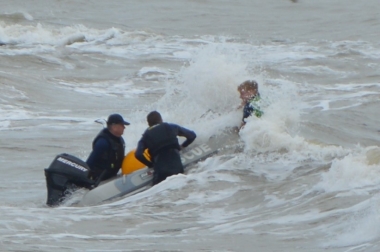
135 111 196 185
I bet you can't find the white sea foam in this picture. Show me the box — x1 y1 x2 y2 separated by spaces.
314 147 380 194
1 1 380 251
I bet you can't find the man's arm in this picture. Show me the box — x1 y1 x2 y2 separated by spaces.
170 123 196 148
135 138 153 167
86 138 110 170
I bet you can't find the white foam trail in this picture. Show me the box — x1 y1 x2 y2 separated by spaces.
314 147 380 194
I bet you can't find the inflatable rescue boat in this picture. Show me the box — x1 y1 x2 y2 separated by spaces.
44 129 238 207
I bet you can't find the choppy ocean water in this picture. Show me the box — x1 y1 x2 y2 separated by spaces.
1 0 380 251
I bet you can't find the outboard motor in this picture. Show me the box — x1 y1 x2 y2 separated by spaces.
44 153 95 206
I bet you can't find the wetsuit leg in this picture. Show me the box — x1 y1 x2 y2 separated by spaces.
152 171 167 185
152 149 184 185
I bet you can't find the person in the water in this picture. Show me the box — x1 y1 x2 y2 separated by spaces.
237 80 263 128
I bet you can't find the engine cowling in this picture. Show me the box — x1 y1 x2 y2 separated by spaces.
44 153 94 206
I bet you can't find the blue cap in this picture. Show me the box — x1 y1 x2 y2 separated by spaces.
107 114 130 125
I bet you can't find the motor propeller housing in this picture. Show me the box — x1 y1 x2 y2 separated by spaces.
44 153 94 206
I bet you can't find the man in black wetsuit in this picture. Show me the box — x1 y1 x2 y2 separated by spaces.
135 111 196 185
86 113 130 182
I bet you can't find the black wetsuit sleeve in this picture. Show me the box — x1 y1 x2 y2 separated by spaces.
242 102 253 122
169 123 196 148
135 137 153 167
